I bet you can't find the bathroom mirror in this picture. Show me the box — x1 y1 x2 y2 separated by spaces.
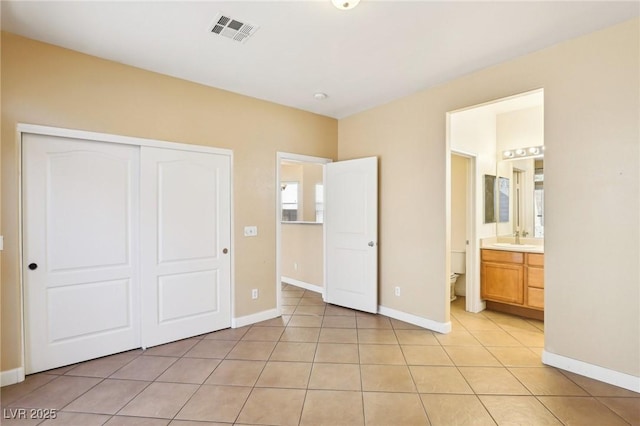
495 99 544 239
484 175 512 226
483 175 496 224
280 160 324 223
498 177 509 223
496 155 544 238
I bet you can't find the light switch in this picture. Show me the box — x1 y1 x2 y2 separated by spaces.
0 235 3 251
244 226 258 237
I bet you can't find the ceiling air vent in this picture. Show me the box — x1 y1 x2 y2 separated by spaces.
209 13 259 44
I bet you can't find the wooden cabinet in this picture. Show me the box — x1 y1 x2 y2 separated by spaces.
481 250 524 304
525 253 544 309
481 249 544 312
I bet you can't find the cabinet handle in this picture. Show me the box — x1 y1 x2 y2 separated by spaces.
28 263 38 270
222 248 228 254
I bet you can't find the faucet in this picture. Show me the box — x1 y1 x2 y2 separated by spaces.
514 230 521 245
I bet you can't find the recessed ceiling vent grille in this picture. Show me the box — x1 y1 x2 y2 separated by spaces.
209 13 259 44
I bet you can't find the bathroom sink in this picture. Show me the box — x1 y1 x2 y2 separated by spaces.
491 243 539 249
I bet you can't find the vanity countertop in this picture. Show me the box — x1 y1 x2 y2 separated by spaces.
481 238 544 253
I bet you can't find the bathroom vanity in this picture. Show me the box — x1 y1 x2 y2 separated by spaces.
481 246 544 320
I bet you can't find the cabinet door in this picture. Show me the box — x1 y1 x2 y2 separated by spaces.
527 266 544 289
481 262 524 304
527 287 544 309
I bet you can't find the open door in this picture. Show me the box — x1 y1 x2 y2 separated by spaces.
325 157 378 313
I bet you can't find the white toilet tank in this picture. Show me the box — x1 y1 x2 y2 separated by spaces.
451 251 466 274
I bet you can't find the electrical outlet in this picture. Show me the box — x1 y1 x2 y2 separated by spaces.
251 289 259 299
394 286 401 297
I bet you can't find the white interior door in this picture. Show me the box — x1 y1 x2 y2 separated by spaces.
140 147 231 348
325 157 378 313
23 134 140 374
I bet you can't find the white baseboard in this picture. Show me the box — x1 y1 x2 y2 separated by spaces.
1 367 25 387
542 350 640 393
378 305 452 334
232 308 280 328
282 277 323 295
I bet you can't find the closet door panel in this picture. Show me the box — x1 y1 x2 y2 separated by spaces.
141 147 231 348
23 133 140 374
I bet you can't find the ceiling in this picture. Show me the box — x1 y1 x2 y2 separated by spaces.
2 1 638 119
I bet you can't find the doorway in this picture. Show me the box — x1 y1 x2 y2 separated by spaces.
276 153 332 315
449 152 476 311
447 88 545 317
275 152 379 315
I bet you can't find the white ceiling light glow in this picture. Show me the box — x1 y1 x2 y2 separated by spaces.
332 0 361 11
502 145 545 160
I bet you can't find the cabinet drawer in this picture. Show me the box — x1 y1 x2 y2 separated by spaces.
527 287 544 309
481 249 524 264
527 253 544 267
527 267 544 288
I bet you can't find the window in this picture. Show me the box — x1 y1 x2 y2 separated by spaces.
281 182 299 221
534 166 544 237
315 183 324 223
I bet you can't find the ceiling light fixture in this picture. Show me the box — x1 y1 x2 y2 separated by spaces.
314 92 328 100
331 0 361 11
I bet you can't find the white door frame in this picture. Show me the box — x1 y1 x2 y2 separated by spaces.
17 123 234 380
275 152 332 314
450 150 482 313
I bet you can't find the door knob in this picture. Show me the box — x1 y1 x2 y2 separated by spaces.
222 248 228 254
28 263 38 270
368 241 375 247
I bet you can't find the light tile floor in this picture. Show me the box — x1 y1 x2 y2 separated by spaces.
2 285 639 425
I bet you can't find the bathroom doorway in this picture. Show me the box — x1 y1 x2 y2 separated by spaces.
449 152 477 313
447 88 545 317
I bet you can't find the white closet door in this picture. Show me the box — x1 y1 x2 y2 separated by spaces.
140 147 231 348
23 134 140 374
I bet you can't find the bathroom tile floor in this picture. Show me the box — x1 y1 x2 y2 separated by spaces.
2 285 639 425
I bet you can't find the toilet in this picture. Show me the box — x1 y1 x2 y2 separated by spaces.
450 250 466 301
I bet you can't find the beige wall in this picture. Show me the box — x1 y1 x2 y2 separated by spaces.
450 154 467 253
450 106 498 242
0 33 337 371
281 224 324 287
339 19 639 377
496 106 544 152
301 164 323 223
